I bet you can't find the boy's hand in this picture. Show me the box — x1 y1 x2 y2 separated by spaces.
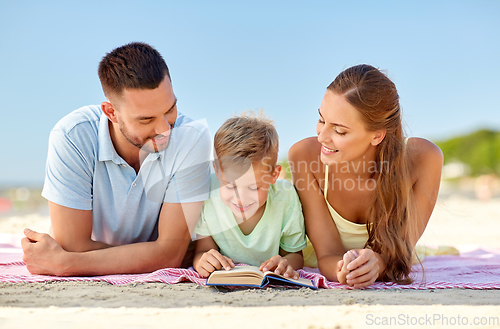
259 255 299 280
195 249 234 278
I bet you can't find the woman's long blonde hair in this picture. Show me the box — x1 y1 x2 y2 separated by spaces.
328 64 415 284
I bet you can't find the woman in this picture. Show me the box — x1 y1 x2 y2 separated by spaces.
288 64 443 288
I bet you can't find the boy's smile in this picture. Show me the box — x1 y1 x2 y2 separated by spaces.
232 202 255 213
216 163 281 226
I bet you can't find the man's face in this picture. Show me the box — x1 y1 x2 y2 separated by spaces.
113 77 177 153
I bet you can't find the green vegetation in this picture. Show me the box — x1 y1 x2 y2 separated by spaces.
278 129 500 179
278 158 292 181
435 129 500 176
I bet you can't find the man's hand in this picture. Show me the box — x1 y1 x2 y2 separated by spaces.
259 255 299 280
21 228 67 276
194 249 234 278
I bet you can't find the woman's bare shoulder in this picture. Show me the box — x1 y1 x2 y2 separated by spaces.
407 137 444 174
288 137 321 161
407 137 443 159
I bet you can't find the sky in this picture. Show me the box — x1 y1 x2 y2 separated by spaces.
0 0 499 187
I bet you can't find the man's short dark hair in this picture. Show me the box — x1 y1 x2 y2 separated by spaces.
98 42 171 98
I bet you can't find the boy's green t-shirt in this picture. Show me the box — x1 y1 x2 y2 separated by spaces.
194 174 307 267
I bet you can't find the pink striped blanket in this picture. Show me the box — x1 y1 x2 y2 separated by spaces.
1 235 499 289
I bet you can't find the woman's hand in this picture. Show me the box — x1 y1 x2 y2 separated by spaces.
194 249 234 278
343 248 380 288
260 255 299 280
336 250 358 285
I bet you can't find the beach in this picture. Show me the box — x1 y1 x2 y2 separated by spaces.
1 193 500 328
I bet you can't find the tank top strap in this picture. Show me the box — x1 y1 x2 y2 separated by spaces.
324 165 329 199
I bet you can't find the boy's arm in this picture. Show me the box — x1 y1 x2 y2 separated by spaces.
280 248 304 270
22 201 202 276
193 235 234 277
193 235 219 268
259 249 302 280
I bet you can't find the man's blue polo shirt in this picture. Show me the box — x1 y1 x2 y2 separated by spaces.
41 105 211 245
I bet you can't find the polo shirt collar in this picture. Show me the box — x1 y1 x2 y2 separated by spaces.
97 112 126 164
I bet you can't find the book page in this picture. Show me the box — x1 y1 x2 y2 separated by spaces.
207 266 264 286
207 265 316 289
210 266 264 277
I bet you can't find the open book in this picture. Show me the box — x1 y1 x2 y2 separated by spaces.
206 265 317 289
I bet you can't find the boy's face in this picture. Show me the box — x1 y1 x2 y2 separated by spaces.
216 162 281 223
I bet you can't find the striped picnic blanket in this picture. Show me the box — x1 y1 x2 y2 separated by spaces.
1 234 499 289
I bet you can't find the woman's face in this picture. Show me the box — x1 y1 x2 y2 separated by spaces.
316 91 381 168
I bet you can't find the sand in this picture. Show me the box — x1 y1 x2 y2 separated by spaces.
1 305 499 329
1 195 500 328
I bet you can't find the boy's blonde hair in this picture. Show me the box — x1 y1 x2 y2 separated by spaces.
214 111 279 173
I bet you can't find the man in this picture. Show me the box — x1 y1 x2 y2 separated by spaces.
22 42 211 276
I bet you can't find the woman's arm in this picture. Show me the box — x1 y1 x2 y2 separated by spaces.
407 137 444 246
288 138 347 282
339 138 443 287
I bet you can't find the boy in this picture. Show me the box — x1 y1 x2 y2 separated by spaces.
193 112 306 280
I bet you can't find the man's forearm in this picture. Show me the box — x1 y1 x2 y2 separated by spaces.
89 240 113 251
61 239 112 253
58 239 189 276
